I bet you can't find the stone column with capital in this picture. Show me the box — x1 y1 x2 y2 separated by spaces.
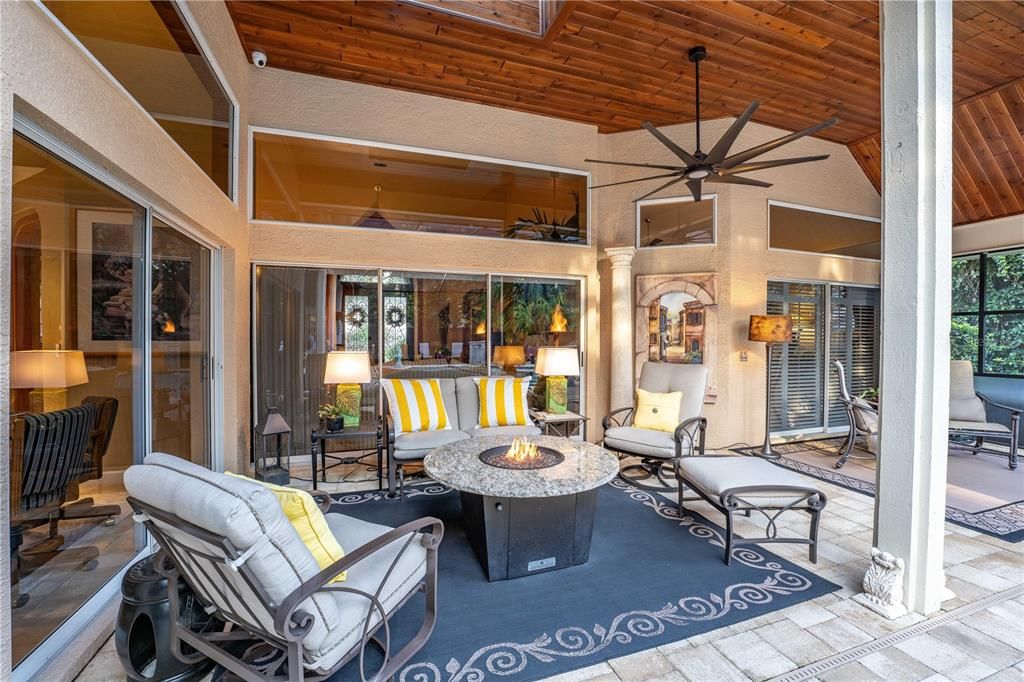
605 246 637 411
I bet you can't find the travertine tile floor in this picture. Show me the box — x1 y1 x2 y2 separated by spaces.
76 454 1024 682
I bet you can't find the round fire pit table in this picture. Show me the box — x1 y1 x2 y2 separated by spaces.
424 435 618 581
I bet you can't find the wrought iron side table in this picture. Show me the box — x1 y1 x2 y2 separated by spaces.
310 419 382 491
530 410 589 439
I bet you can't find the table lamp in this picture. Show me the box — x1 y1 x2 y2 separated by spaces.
492 345 526 374
748 315 793 459
11 349 89 413
535 347 580 414
323 351 371 428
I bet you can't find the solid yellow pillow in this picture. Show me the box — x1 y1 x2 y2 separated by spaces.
632 389 682 433
226 473 346 583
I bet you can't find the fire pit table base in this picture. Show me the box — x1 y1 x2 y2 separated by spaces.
460 489 597 581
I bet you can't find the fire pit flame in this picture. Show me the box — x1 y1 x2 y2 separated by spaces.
478 438 565 470
506 437 540 463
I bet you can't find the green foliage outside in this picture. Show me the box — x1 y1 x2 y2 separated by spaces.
951 250 1024 376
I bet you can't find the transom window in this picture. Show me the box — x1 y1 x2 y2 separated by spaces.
251 131 589 244
636 196 715 248
951 248 1024 377
42 1 235 197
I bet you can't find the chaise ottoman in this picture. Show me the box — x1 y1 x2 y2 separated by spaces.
675 455 827 565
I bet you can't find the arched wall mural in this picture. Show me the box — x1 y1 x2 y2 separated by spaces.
635 273 718 403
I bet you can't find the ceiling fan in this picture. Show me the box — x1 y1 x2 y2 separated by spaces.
586 46 839 202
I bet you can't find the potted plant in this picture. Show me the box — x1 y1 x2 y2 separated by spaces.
318 403 346 433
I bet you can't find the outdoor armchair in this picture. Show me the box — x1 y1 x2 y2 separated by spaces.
949 360 1020 470
833 360 879 470
124 453 443 682
602 362 708 491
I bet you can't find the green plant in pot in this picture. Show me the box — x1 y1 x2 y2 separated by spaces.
318 403 346 433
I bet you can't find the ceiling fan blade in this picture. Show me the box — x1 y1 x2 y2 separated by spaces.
641 122 699 166
705 174 773 188
721 154 830 175
721 117 839 167
686 179 703 202
705 101 760 165
634 175 688 202
584 158 683 171
590 172 682 190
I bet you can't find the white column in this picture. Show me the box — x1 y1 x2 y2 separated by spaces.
605 246 636 410
873 0 953 615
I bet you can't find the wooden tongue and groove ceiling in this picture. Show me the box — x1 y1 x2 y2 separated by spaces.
226 0 1024 226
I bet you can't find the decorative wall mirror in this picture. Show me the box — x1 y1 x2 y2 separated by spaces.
635 273 718 403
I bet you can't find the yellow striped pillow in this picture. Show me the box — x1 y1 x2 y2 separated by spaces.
382 379 451 435
475 377 532 428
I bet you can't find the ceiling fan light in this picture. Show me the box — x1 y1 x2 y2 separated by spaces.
687 168 711 179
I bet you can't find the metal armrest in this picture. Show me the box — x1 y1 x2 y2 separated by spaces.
978 392 1023 415
276 515 443 681
602 406 634 430
674 416 707 458
275 515 444 638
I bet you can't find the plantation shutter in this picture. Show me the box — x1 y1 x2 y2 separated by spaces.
827 286 880 427
767 282 825 432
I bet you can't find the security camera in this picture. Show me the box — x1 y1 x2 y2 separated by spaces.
252 51 268 69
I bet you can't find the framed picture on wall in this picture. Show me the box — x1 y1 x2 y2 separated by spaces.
76 210 197 350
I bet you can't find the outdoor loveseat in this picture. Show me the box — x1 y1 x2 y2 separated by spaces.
124 453 442 681
380 376 542 496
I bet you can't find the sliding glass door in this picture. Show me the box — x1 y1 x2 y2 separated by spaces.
253 266 585 470
767 281 880 437
9 131 221 677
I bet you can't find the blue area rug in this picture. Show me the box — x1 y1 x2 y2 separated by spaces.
326 479 838 681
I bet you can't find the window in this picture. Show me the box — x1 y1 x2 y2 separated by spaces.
491 276 582 414
767 281 880 435
637 196 715 248
10 133 147 666
252 131 589 244
769 202 881 259
43 1 234 196
951 249 1024 377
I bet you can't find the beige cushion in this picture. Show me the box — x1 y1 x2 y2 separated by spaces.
465 425 542 439
677 456 821 507
393 429 470 460
950 420 1010 434
949 360 987 422
604 426 680 458
310 514 427 673
637 362 708 423
851 397 879 434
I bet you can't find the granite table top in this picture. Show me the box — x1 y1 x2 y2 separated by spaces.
423 435 619 498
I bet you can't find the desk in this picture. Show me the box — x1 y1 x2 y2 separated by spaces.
310 420 381 491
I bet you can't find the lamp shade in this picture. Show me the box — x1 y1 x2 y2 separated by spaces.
260 407 292 436
535 347 580 376
748 315 793 344
11 350 89 389
492 345 526 367
323 351 371 384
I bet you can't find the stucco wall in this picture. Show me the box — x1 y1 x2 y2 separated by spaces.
953 214 1024 255
0 1 250 674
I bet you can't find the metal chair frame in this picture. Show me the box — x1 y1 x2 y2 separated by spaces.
602 406 708 492
128 495 442 681
948 394 1020 471
833 360 879 470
